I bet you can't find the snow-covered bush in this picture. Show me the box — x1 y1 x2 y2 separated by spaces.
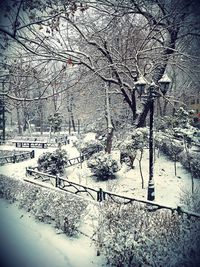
37 149 68 175
87 151 120 180
0 176 23 203
75 139 104 159
156 133 200 178
180 186 200 213
119 128 148 169
173 107 195 128
119 138 137 169
179 151 200 179
95 201 200 266
155 136 184 160
0 175 87 236
156 108 195 131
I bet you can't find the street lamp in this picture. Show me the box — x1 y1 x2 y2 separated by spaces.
135 74 171 201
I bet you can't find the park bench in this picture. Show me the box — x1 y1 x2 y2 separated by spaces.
12 136 48 149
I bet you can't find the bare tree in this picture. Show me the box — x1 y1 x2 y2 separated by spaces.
1 0 200 128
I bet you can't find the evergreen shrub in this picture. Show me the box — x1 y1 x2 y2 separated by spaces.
76 139 104 159
37 149 68 175
87 151 120 180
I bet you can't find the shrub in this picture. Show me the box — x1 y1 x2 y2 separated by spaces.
95 201 200 267
119 139 137 169
37 149 68 175
179 151 200 178
87 151 120 180
0 175 87 236
156 133 200 178
76 139 104 159
180 186 200 213
119 128 148 169
156 137 184 160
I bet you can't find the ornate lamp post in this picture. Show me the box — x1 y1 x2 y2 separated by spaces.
135 74 171 201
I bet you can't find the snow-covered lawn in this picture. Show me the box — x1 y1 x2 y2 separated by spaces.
65 148 200 208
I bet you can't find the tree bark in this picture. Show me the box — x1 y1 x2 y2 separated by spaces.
105 82 114 154
105 127 114 154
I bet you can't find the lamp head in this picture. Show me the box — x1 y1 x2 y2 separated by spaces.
158 74 171 95
135 76 147 96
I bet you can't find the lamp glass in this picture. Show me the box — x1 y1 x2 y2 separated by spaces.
136 84 145 96
135 76 147 96
160 82 170 94
158 74 171 95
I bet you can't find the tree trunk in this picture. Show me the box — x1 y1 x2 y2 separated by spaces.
40 105 44 135
16 106 22 135
105 127 114 154
71 112 76 132
105 82 114 154
136 101 150 128
131 90 137 121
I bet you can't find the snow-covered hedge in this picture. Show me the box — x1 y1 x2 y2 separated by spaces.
87 151 120 180
155 134 200 178
75 139 104 159
0 175 87 236
95 201 200 266
155 136 184 160
180 187 200 213
179 151 200 178
37 149 69 175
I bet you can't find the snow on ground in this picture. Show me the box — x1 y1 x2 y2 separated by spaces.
0 133 200 267
0 137 199 208
0 199 106 267
0 142 79 180
64 148 200 207
82 132 96 141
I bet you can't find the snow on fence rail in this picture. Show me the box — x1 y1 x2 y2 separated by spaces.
0 150 35 165
25 165 200 219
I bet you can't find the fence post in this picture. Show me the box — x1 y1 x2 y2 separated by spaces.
56 175 61 187
80 152 82 169
97 188 105 202
69 119 71 135
30 150 35 159
78 119 80 134
12 154 16 163
26 167 32 176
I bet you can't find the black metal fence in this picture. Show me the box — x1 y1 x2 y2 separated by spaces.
25 165 200 219
0 150 35 165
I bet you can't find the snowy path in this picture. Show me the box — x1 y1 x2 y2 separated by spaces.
0 199 106 267
0 143 79 180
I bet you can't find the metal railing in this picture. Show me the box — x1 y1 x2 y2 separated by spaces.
0 150 35 165
25 165 200 219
